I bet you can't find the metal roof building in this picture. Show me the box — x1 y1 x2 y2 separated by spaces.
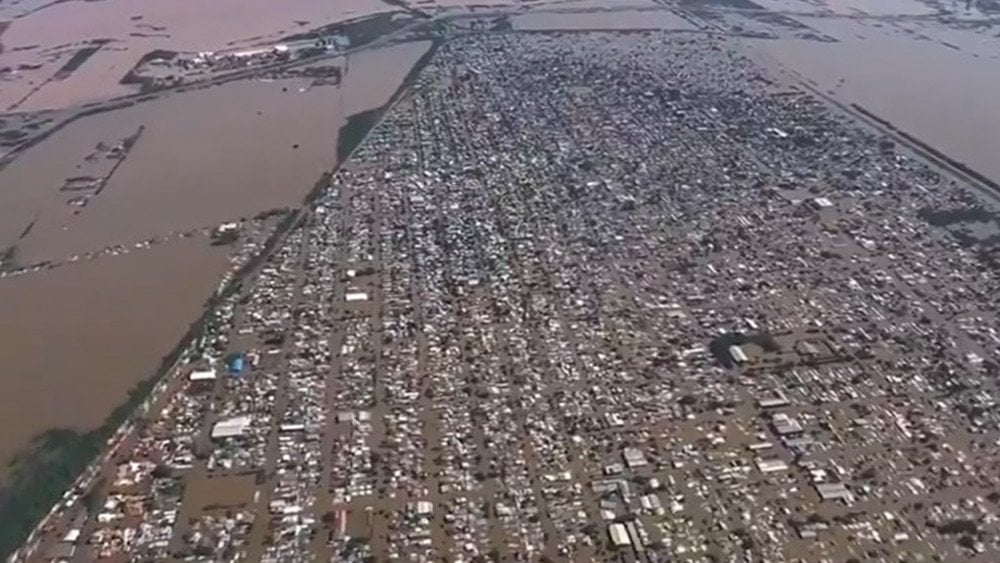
608 523 631 547
211 415 252 439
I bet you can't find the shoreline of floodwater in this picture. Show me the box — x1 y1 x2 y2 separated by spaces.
336 37 441 164
785 70 1000 208
0 10 427 174
0 200 302 559
1 36 442 561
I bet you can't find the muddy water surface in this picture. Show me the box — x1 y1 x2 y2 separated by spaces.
0 235 229 480
1 40 432 265
0 39 432 481
750 13 1000 183
16 77 345 263
338 40 432 108
0 0 390 110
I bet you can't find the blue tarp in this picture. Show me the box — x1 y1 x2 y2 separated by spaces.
228 355 244 374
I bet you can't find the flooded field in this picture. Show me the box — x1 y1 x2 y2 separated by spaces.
661 0 1000 260
0 40 432 266
0 38 431 487
343 40 433 107
0 235 229 481
742 0 1000 183
0 0 390 111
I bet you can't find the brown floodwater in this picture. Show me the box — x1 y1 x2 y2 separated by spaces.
0 235 229 480
0 0 390 110
746 0 1000 184
184 473 258 508
0 39 431 483
0 111 141 258
338 40 433 109
19 45 141 111
0 40 432 266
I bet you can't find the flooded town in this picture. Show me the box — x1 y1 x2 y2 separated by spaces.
6 0 1000 561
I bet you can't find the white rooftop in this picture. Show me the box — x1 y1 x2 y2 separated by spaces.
211 415 252 439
